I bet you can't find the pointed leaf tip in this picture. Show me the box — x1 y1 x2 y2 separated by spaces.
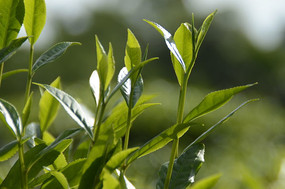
144 19 186 72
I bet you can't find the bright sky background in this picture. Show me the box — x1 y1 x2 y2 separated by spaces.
20 0 285 51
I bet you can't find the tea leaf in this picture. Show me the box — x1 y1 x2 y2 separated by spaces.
184 83 257 123
24 0 46 45
1 69 28 80
125 29 141 70
89 70 101 106
25 122 41 148
144 19 186 72
157 144 205 189
105 147 138 173
107 57 157 102
189 173 221 189
0 0 25 48
1 142 70 188
0 37 28 65
196 10 217 52
118 67 144 108
95 36 115 90
0 98 22 140
171 23 193 85
127 122 192 165
22 92 33 126
34 83 94 139
33 158 86 188
42 171 69 189
32 42 81 74
0 140 18 162
102 171 120 189
39 77 61 132
189 99 258 147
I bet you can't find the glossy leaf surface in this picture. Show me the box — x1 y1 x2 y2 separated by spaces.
32 42 81 74
39 77 61 131
35 83 93 139
144 19 186 72
189 173 221 189
118 67 144 108
0 37 28 65
89 70 100 105
107 57 157 102
24 0 46 45
0 98 22 140
0 0 25 48
171 23 193 85
25 122 41 148
184 83 257 123
0 140 18 162
157 144 205 189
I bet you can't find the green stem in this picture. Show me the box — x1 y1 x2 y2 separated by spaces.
164 77 188 189
24 45 34 103
18 139 28 189
93 101 106 144
0 63 4 87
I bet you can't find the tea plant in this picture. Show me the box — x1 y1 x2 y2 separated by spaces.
0 0 257 188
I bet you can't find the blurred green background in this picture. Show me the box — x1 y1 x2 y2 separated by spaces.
1 0 285 188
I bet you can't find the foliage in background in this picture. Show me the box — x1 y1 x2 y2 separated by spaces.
0 0 259 188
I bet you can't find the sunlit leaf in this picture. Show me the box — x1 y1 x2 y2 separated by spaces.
0 37 28 65
95 36 114 90
105 147 138 173
189 173 221 189
42 171 69 189
184 83 257 123
157 144 205 189
118 67 144 108
107 57 157 103
34 83 94 139
32 42 81 74
22 92 33 126
0 140 18 162
1 69 28 80
189 99 258 147
124 29 141 70
196 10 217 52
0 98 22 140
171 23 193 85
24 0 46 45
127 122 192 165
89 70 101 106
0 0 25 48
39 77 61 132
102 171 120 189
144 19 186 72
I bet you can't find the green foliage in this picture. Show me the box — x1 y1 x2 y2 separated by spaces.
39 77 61 132
0 0 25 48
0 37 28 65
157 144 205 189
0 3 258 189
32 42 81 75
23 0 46 45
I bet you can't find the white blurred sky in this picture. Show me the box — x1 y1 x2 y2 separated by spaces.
20 0 285 51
